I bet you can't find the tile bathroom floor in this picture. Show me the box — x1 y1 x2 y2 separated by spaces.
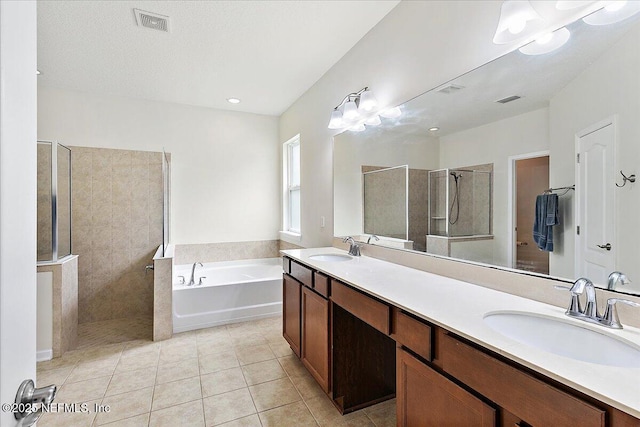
36 315 396 427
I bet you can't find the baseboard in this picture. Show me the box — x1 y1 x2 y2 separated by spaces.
37 349 53 362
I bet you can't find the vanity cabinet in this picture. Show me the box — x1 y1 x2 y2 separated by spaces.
283 259 331 391
397 348 496 427
282 255 640 426
282 273 301 357
301 279 330 392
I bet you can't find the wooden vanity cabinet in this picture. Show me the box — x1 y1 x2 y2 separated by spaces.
282 273 301 357
397 348 496 427
301 275 330 393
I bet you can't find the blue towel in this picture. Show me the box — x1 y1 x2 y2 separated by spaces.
533 194 558 252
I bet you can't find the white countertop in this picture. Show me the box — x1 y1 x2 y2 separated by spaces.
281 247 640 418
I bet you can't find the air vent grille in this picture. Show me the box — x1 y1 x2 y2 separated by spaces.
437 84 465 94
134 9 170 32
496 95 521 104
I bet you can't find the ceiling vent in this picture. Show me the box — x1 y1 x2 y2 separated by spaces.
496 95 522 104
436 84 465 94
134 9 170 32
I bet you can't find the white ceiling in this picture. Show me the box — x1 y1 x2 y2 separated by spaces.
37 1 399 116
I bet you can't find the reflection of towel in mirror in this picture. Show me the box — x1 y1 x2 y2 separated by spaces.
533 194 559 251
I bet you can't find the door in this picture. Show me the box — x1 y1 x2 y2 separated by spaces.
282 274 301 357
576 120 616 285
515 156 550 274
301 287 330 393
0 2 38 426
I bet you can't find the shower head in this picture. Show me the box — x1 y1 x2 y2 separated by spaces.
450 171 462 180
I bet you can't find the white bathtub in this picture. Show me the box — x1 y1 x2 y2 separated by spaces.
173 258 283 333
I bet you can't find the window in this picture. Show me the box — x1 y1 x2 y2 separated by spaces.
283 135 301 236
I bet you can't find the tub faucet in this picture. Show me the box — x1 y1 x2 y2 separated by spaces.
607 271 631 291
189 262 203 286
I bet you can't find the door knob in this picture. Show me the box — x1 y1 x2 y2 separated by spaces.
14 379 57 426
597 243 612 251
516 241 528 247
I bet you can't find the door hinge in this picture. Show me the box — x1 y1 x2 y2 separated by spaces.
576 153 580 163
577 225 580 235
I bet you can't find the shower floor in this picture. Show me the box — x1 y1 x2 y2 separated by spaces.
77 316 152 350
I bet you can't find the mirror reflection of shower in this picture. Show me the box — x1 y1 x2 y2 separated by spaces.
449 171 461 225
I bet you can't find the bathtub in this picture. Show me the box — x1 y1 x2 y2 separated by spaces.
173 258 283 333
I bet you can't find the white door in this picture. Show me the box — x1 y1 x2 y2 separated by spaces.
576 120 616 286
0 2 38 426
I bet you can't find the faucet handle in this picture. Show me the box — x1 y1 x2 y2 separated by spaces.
198 277 206 286
554 285 582 316
601 298 640 329
178 275 185 285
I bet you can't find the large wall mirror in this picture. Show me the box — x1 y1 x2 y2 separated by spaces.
334 11 640 295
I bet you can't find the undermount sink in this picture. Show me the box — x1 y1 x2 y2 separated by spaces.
484 311 640 368
309 254 353 262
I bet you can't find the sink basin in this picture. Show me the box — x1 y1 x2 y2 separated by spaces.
484 311 640 367
309 254 353 262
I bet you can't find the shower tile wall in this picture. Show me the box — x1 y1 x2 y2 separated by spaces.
71 147 163 324
408 169 429 252
37 144 53 261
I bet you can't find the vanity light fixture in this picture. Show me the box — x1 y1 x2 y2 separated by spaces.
227 98 241 104
429 127 440 132
493 0 547 44
327 87 385 130
519 26 571 55
583 1 640 25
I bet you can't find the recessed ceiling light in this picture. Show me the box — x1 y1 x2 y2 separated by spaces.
227 98 241 104
429 127 440 132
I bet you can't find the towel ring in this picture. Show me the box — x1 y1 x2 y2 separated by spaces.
616 170 636 188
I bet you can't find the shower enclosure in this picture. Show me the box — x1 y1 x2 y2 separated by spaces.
428 168 492 237
37 141 72 262
162 150 171 256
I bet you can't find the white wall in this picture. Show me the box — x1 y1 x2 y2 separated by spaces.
440 108 550 267
279 1 518 248
549 22 640 290
0 1 37 425
38 87 280 244
334 130 439 237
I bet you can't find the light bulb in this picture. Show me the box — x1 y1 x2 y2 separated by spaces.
328 109 344 129
342 100 359 121
349 123 365 132
508 17 527 34
605 1 627 12
358 89 378 112
379 106 402 119
365 115 381 126
519 27 570 55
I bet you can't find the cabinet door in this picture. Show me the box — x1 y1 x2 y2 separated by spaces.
302 286 330 393
397 348 495 427
283 274 301 357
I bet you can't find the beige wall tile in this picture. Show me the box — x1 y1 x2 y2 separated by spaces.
71 146 164 324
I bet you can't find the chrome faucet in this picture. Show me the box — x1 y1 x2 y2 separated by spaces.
607 271 631 291
343 236 361 256
189 262 203 286
367 234 380 244
557 277 639 329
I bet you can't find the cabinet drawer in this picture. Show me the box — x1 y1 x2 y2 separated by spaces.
313 272 330 298
290 260 313 289
331 280 389 334
441 334 605 427
282 256 290 274
391 309 432 361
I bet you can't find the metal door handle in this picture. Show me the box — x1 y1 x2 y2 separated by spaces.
516 241 528 247
14 379 57 426
597 243 612 251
